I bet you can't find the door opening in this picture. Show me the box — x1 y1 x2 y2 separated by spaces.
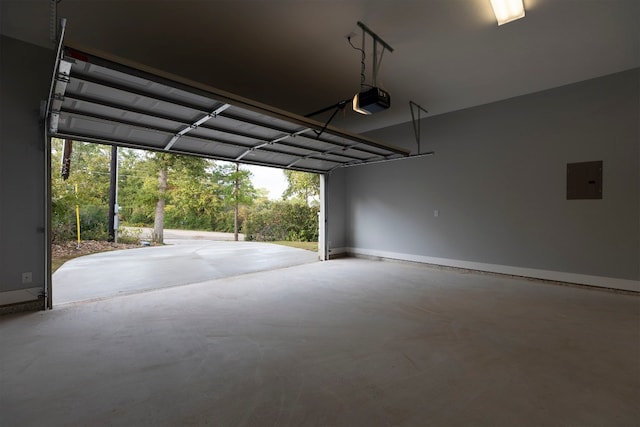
49 138 324 305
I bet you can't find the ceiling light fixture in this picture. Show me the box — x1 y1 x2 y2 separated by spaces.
489 0 525 25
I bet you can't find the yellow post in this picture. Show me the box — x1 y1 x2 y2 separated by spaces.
75 183 81 248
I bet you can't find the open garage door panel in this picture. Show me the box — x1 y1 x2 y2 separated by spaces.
48 44 409 174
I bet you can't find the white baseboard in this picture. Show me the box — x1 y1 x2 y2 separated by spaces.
328 247 348 257
0 287 43 306
335 247 639 292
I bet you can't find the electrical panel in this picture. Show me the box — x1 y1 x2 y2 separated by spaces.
566 161 602 200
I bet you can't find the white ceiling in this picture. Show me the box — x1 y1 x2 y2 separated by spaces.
2 0 639 133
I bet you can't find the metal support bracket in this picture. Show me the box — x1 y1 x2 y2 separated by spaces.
409 101 429 154
311 100 348 139
164 103 230 150
48 60 72 133
235 128 311 161
357 21 394 88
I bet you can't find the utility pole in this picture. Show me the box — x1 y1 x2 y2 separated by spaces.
108 145 118 242
234 162 239 242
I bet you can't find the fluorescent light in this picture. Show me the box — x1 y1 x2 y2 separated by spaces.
490 0 525 25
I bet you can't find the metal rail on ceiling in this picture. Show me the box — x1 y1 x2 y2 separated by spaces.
63 44 410 157
65 70 396 159
50 41 411 174
55 108 361 167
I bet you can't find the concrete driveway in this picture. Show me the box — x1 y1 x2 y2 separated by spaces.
53 231 318 305
130 227 246 241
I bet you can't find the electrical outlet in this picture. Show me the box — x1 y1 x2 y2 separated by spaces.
434 210 439 217
22 272 32 284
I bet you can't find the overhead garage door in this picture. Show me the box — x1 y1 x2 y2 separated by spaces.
46 43 409 174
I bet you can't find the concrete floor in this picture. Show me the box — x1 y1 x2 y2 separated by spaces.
53 240 318 304
1 259 639 426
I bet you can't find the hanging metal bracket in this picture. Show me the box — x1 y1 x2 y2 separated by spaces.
356 21 394 88
164 103 230 150
409 101 429 154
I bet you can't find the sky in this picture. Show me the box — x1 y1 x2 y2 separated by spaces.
244 165 288 200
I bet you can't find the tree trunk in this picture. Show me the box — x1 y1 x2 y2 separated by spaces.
153 165 168 244
233 163 239 241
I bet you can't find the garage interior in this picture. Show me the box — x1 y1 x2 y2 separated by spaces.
1 0 638 425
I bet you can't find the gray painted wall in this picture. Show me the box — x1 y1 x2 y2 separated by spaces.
330 69 639 286
0 36 52 304
326 169 347 255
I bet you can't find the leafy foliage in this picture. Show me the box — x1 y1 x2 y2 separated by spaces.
282 170 320 206
51 139 320 244
51 139 112 242
243 200 318 242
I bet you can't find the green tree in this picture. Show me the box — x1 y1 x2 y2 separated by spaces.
51 139 112 242
164 158 221 230
117 153 255 238
117 148 152 225
215 163 256 240
283 170 320 206
52 141 264 244
146 152 210 243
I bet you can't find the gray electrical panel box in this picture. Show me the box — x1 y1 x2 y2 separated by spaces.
566 161 603 200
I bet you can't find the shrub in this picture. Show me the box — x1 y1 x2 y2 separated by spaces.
117 227 141 244
243 201 318 242
51 204 110 242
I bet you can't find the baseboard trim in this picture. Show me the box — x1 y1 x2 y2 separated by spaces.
0 287 45 307
334 247 639 292
327 247 348 259
0 299 44 315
